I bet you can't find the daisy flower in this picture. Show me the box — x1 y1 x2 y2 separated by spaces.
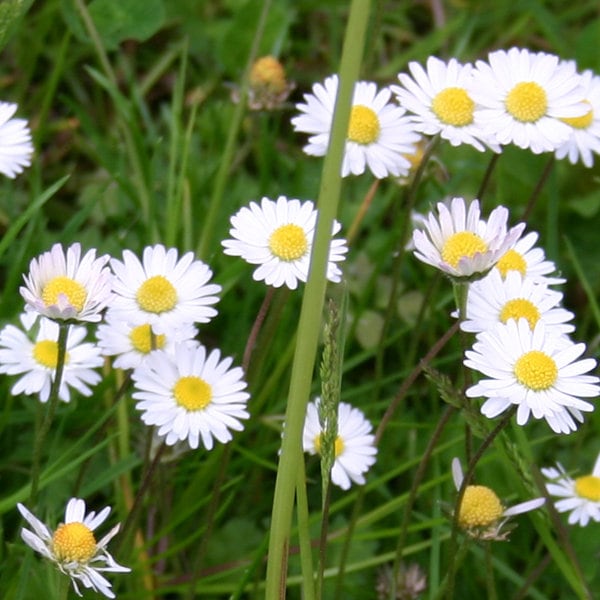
465 319 599 433
96 309 198 370
109 244 221 334
452 458 544 540
132 342 250 450
555 67 600 167
461 269 574 335
470 47 587 153
303 399 377 490
391 56 499 152
0 313 104 403
0 101 34 178
291 74 420 178
20 242 113 323
222 195 348 289
17 497 130 598
411 196 525 279
494 230 565 285
542 452 600 526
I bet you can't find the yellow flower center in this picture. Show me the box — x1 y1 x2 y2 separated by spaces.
41 276 87 312
347 105 381 144
561 101 594 129
129 324 166 354
314 433 345 457
505 81 548 123
574 475 600 501
459 485 504 529
173 375 212 411
499 299 540 329
32 340 70 369
52 522 97 563
268 224 308 261
249 55 287 94
496 249 527 278
514 350 558 390
431 87 475 126
441 231 488 269
136 275 177 314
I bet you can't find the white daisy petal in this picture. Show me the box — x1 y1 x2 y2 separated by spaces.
0 101 33 178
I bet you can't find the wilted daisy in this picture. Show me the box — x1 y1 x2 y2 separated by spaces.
465 319 599 433
494 230 565 285
17 498 130 598
132 342 250 450
0 101 34 178
452 458 544 540
96 310 198 370
20 242 113 323
542 452 600 526
291 74 420 178
392 56 499 152
303 399 377 490
0 313 103 403
412 197 525 279
222 195 348 289
555 67 600 167
110 244 220 334
470 47 587 153
461 269 574 335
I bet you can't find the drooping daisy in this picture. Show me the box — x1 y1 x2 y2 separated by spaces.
291 74 421 178
96 309 198 370
0 313 104 403
465 319 599 433
222 195 348 289
17 498 130 598
109 244 221 334
412 196 525 279
494 230 565 285
302 399 377 490
391 56 499 152
542 452 600 526
555 66 600 167
20 242 113 323
132 342 250 450
461 269 574 335
451 458 544 540
0 101 34 178
470 47 587 153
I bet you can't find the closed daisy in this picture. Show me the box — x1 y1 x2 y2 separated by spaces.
412 197 525 279
291 74 420 178
20 242 113 323
392 56 499 151
542 452 600 526
465 319 599 433
110 244 221 334
132 342 250 450
222 195 348 289
470 47 587 153
303 399 377 490
0 313 103 403
17 497 130 598
0 101 34 178
452 458 544 540
96 310 198 370
461 269 574 335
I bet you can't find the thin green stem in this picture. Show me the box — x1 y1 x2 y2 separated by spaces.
484 541 497 600
476 153 500 206
316 480 333 600
521 155 555 222
264 2 371 597
243 286 276 373
295 460 316 600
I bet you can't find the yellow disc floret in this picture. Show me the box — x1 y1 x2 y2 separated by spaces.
42 276 87 312
562 101 594 129
514 350 558 391
496 249 527 278
268 224 308 261
505 82 548 123
575 475 600 501
173 376 212 411
129 324 166 354
347 105 381 145
249 56 288 94
499 298 540 329
136 275 177 314
441 231 488 268
52 522 97 563
315 433 344 457
459 485 504 529
431 87 475 126
33 340 70 369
